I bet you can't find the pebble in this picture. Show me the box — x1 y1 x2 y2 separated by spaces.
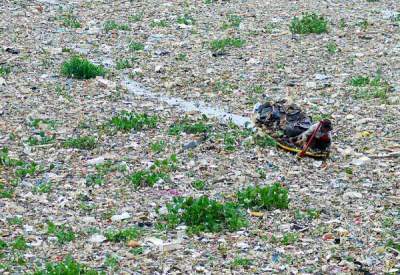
343 191 363 199
87 156 105 165
351 156 371 166
89 234 107 243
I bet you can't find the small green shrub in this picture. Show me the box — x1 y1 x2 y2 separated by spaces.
210 38 245 52
159 196 247 233
129 41 145 51
12 236 28 250
237 183 289 210
128 170 168 188
27 132 56 146
0 183 14 199
104 20 130 32
254 135 277 148
61 56 105 79
47 221 76 244
231 257 252 267
33 181 52 193
192 180 206 190
326 42 338 54
177 14 195 25
15 162 39 178
290 13 328 34
61 14 81 28
222 14 242 29
0 65 11 76
110 111 157 132
85 174 105 187
350 74 391 100
150 19 169 28
33 256 104 275
105 227 139 242
116 58 134 70
0 239 7 249
168 120 211 135
281 232 298 245
150 140 166 153
63 136 97 150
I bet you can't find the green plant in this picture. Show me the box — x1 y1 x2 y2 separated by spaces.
339 18 346 29
177 14 195 25
254 134 277 148
15 162 40 178
150 19 169 28
63 136 97 150
0 183 14 199
27 132 56 146
192 180 206 190
176 53 188 61
61 56 105 79
168 120 211 135
104 254 119 270
357 19 369 30
33 181 52 193
47 221 76 244
350 74 391 101
386 239 400 251
290 13 328 34
150 140 166 153
12 236 28 250
237 183 289 210
212 80 238 94
129 247 144 255
231 257 252 267
222 14 242 29
210 38 245 52
281 232 298 245
128 170 168 188
33 256 104 275
85 174 105 187
326 42 337 54
129 41 145 51
61 14 81 28
110 111 157 132
116 58 134 70
7 216 23 226
105 227 139 242
104 20 130 32
264 22 278 33
0 65 11 76
159 196 248 233
0 239 7 249
129 12 144 22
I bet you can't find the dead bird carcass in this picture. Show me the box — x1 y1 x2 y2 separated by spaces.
252 100 332 158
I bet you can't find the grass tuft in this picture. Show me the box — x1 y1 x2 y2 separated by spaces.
237 183 289 210
105 227 139 242
61 56 105 79
210 38 245 52
63 136 97 150
33 256 104 275
110 111 157 132
290 13 328 34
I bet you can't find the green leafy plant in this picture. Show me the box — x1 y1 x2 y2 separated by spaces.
231 257 252 267
150 19 169 28
12 236 28 250
350 74 391 100
159 196 248 233
177 14 195 25
281 232 298 245
129 41 145 51
105 227 139 242
128 170 168 188
0 183 14 199
254 134 277 148
290 13 328 34
61 14 81 28
129 12 144 22
47 221 76 244
85 174 104 187
212 80 238 94
176 53 188 61
0 65 11 76
210 38 246 52
104 20 130 32
27 132 56 146
110 111 157 132
192 180 206 190
326 42 338 54
7 216 23 226
33 256 104 275
104 254 119 271
116 58 134 70
237 183 289 210
63 136 97 150
15 162 39 178
150 140 166 153
168 120 211 135
33 181 52 193
61 56 105 79
0 239 7 249
222 14 242 29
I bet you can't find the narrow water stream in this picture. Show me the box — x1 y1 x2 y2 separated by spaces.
122 79 254 128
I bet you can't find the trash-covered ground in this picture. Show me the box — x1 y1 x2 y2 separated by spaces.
0 0 399 274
